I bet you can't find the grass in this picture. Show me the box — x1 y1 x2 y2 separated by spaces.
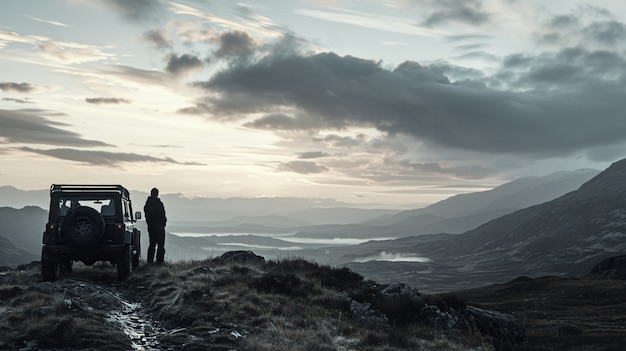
119 255 494 350
0 256 496 351
0 286 129 350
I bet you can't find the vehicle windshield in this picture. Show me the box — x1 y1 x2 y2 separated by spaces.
58 197 115 216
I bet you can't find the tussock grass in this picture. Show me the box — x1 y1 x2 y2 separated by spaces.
1 255 494 351
0 279 129 350
117 254 492 350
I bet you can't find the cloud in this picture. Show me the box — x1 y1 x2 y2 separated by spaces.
315 134 366 148
85 98 132 105
2 98 33 104
97 65 169 86
19 147 203 167
294 8 446 37
0 109 111 147
244 114 300 130
583 20 626 45
96 0 166 21
167 20 217 45
38 40 113 64
143 29 171 50
28 16 70 28
536 8 626 50
278 160 329 174
403 161 495 180
168 2 285 40
197 47 626 159
0 31 39 45
499 48 625 91
298 151 331 159
165 53 204 77
243 113 331 130
0 82 38 93
0 31 111 64
212 30 258 62
412 0 491 27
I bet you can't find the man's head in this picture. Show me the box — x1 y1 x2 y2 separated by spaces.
151 188 159 197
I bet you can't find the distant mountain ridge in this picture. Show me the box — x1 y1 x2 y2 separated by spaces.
0 185 403 225
0 167 605 269
0 186 48 209
0 235 38 266
336 160 626 292
0 206 47 257
367 169 599 234
445 160 626 274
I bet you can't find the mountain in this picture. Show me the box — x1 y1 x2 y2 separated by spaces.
0 235 38 266
170 214 312 229
286 207 400 225
149 194 398 222
0 186 48 209
436 160 626 274
335 160 626 292
0 206 48 260
284 169 600 241
0 185 405 223
366 169 599 234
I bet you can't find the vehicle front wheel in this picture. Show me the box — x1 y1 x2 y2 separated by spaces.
132 230 141 270
117 245 133 281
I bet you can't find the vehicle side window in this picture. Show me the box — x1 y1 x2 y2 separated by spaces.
123 200 130 220
59 199 70 216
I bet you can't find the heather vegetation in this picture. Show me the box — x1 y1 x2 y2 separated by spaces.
0 254 502 351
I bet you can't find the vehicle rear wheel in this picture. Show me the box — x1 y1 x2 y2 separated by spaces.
117 245 133 281
62 206 105 246
41 259 60 282
60 260 73 274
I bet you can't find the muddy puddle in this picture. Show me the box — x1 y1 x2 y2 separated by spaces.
106 291 162 351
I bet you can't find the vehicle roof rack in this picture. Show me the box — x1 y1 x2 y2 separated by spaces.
50 184 130 199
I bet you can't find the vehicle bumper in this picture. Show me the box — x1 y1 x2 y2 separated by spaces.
42 244 128 263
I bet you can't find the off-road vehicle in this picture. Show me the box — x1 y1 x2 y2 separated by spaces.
41 184 142 281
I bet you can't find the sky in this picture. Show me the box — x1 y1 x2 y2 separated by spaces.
1 0 626 208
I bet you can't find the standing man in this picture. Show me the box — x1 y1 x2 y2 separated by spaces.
144 187 167 265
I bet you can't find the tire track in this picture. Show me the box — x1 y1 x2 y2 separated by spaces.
106 290 163 351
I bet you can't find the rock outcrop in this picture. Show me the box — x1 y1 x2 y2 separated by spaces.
589 254 626 279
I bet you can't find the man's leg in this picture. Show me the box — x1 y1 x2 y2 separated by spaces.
155 227 166 264
147 230 156 264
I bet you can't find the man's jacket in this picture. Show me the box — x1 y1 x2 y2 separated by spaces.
144 196 167 228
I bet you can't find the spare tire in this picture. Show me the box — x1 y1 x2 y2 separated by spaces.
62 206 105 246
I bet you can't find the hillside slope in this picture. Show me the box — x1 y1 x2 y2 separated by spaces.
0 253 524 351
0 206 47 258
338 160 626 292
0 235 38 266
439 159 626 274
369 169 598 234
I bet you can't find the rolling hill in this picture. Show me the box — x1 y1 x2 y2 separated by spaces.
335 160 626 292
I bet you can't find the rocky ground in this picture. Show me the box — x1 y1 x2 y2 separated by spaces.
1 251 516 351
453 268 626 350
3 251 626 350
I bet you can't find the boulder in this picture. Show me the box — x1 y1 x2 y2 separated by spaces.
418 305 458 330
213 251 265 265
377 283 426 325
349 300 388 326
590 254 626 279
465 305 526 348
